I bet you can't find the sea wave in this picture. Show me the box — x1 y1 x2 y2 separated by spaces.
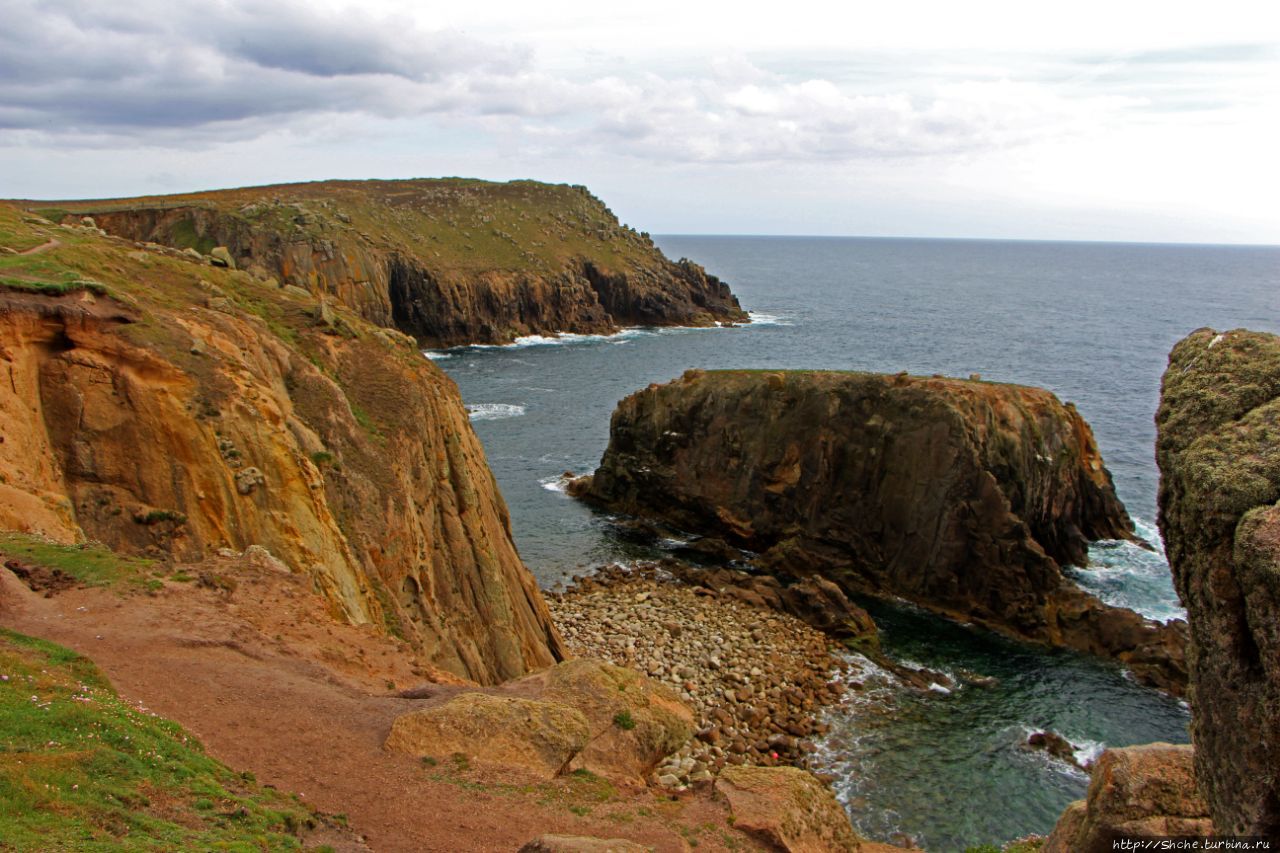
421 350 452 360
539 473 573 495
467 403 526 421
746 311 795 326
1072 516 1186 622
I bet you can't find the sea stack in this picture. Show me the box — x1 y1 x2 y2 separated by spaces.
576 369 1187 690
1156 328 1280 838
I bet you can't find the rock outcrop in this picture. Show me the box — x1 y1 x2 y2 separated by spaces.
1157 328 1280 838
715 765 895 852
0 203 564 684
1042 744 1211 852
23 179 746 347
385 659 694 786
576 369 1187 690
386 693 591 780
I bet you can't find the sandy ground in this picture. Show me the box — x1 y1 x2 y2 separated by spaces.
0 555 758 853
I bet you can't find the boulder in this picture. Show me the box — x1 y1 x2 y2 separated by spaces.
527 658 694 783
209 246 236 268
385 693 589 780
715 765 880 852
1042 744 1211 853
780 576 878 648
1157 328 1280 837
518 835 651 853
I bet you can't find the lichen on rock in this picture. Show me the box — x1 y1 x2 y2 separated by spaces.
1156 327 1280 838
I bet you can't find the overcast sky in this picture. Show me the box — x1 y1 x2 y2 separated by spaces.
2 1 1277 243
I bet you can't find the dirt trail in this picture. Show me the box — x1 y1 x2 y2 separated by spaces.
0 559 750 853
17 237 59 255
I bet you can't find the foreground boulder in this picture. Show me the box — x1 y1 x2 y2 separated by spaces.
1157 328 1280 837
386 659 694 785
578 369 1186 690
518 658 695 782
715 765 895 852
385 693 589 780
1042 744 1210 852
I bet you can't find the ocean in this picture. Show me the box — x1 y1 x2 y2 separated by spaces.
432 235 1279 850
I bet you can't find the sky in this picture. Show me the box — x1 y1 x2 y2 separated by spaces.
1 1 1277 243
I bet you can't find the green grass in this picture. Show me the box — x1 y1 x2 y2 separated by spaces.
612 710 636 731
0 628 321 850
0 275 111 297
168 218 216 255
0 533 156 590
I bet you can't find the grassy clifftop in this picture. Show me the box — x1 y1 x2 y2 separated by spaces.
15 179 746 346
27 179 655 276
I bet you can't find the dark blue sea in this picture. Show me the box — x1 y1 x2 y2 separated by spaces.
433 236 1279 850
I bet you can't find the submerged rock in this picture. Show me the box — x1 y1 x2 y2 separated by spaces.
578 369 1186 690
1042 744 1210 853
1157 328 1280 837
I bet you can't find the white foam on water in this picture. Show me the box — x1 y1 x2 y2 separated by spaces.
1072 516 1187 622
746 311 794 326
1073 739 1106 768
421 350 452 360
539 474 570 494
466 403 526 421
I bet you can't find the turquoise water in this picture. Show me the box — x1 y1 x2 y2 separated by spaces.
435 236 1279 849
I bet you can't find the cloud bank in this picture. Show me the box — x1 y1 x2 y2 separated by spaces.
0 0 1148 163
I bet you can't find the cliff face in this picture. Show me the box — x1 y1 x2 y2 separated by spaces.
578 369 1186 690
1157 328 1280 838
24 179 746 348
0 203 564 684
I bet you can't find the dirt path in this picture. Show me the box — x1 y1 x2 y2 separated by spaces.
17 237 59 255
0 560 749 853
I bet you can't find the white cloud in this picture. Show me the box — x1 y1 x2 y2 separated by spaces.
0 0 1275 242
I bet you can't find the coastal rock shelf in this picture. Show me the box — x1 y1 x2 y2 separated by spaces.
0 203 563 684
22 179 748 347
574 369 1187 691
1156 328 1280 838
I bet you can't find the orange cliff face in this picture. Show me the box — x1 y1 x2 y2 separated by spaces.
0 204 565 684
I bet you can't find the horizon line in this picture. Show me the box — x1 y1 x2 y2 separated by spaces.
652 232 1280 250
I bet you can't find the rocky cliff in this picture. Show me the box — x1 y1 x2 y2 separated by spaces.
1157 328 1280 838
19 179 746 347
0 203 564 684
575 369 1187 690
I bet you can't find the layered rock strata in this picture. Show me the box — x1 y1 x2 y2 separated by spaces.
1157 328 1280 838
0 204 563 684
24 179 747 347
576 369 1187 691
